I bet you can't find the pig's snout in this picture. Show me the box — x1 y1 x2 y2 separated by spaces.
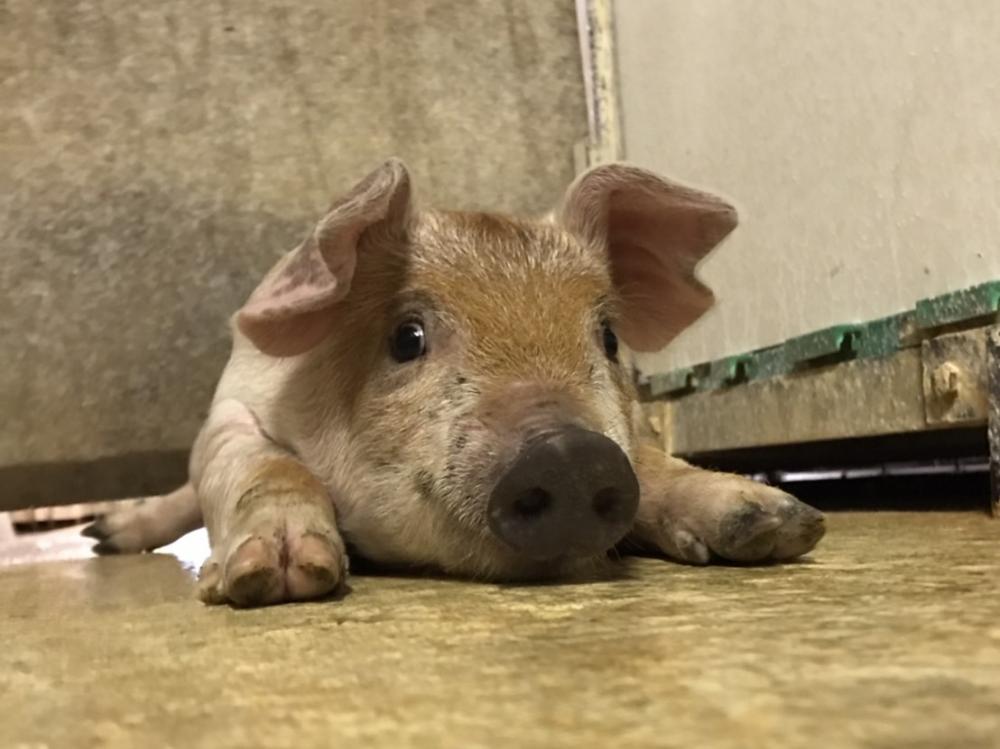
487 426 639 560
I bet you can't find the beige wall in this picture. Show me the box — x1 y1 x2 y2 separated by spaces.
614 0 1000 374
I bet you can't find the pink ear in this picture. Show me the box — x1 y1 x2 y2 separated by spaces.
237 159 411 357
560 164 738 352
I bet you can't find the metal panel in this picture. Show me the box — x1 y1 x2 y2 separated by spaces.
663 348 927 455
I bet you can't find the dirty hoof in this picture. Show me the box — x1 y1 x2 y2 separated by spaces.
711 488 826 562
198 524 347 607
648 478 826 565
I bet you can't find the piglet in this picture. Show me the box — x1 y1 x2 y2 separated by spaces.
85 160 825 606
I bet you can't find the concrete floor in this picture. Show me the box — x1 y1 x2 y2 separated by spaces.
1 512 999 748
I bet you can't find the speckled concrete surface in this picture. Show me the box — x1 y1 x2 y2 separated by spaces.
1 0 586 479
2 512 999 748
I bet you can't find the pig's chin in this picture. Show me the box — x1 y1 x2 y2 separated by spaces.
429 501 621 582
425 490 626 582
486 553 617 583
450 535 619 583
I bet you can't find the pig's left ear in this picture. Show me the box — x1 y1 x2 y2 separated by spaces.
558 164 738 352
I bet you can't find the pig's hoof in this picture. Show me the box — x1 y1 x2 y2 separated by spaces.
81 502 149 554
708 486 826 562
652 482 825 564
198 527 347 607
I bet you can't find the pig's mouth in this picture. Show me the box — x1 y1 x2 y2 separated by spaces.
485 425 639 563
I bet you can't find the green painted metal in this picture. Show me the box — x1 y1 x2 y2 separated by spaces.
915 280 1000 330
647 367 696 397
854 313 914 359
646 280 999 399
711 346 785 387
784 325 860 366
647 362 712 398
703 357 745 391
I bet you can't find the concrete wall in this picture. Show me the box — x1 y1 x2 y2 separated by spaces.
614 0 1000 374
0 1 587 502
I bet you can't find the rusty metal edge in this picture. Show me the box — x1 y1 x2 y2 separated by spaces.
649 329 992 452
988 326 1000 517
652 347 930 454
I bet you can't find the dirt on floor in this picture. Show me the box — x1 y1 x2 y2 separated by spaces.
1 512 998 749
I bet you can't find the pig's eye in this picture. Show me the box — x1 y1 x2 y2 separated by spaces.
601 320 619 361
390 320 427 362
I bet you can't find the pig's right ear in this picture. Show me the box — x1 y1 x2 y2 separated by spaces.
558 164 738 352
237 159 411 357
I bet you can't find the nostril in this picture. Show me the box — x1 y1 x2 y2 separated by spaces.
592 487 622 520
514 488 552 519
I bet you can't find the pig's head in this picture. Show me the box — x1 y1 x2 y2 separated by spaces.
237 159 737 579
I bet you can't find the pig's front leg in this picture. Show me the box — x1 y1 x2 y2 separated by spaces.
627 443 825 564
190 400 347 607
